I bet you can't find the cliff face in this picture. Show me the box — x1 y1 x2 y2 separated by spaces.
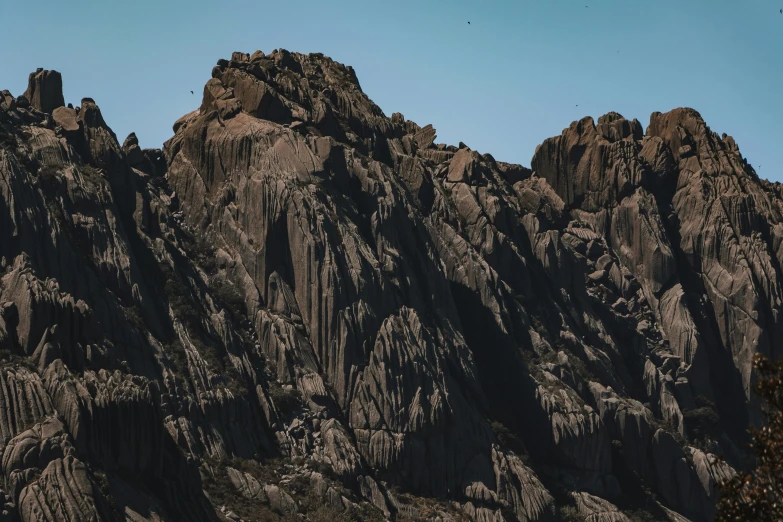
0 51 777 522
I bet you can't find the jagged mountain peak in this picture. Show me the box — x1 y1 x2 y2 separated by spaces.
0 51 778 522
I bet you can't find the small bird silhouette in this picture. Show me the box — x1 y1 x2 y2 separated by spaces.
780 8 782 13
190 90 194 95
576 104 579 107
468 21 470 24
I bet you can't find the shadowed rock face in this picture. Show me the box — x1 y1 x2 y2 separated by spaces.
531 109 783 434
0 52 774 521
23 70 64 115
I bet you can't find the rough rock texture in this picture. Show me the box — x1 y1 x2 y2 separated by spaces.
569 492 631 522
1 50 776 521
22 70 64 115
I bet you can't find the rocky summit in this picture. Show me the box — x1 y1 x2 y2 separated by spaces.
0 49 778 522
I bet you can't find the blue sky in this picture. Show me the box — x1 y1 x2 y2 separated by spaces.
1 0 781 180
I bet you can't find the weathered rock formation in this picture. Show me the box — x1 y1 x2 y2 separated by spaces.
0 48 777 521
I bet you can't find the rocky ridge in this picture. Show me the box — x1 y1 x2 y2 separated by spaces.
0 50 779 521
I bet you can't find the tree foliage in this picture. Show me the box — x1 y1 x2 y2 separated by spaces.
716 354 783 521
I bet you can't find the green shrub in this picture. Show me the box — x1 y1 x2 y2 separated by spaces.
123 304 145 331
309 459 337 480
557 505 583 522
189 335 221 374
80 165 104 181
224 364 248 396
162 266 201 331
490 421 528 460
162 340 188 373
716 354 783 521
200 461 279 522
694 394 716 409
210 279 246 319
296 489 384 522
623 508 664 522
190 236 218 275
684 403 720 442
90 469 123 520
568 354 595 383
286 474 311 495
269 386 302 421
38 165 59 182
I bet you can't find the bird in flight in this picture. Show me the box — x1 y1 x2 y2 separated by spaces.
576 104 579 107
468 21 470 24
190 90 194 95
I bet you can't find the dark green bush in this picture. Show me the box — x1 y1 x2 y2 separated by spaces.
623 508 661 522
490 421 528 460
162 266 201 331
269 386 302 421
123 304 145 331
210 279 246 319
38 165 59 182
162 340 188 374
286 474 311 494
684 397 720 442
309 459 337 480
224 364 248 396
190 236 218 275
557 505 583 522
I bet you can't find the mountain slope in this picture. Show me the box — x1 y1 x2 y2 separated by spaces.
0 51 777 522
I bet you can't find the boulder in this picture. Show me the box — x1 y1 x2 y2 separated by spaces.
22 69 65 114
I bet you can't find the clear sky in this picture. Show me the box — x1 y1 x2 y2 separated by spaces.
2 0 781 180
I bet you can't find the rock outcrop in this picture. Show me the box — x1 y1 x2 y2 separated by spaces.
0 51 775 521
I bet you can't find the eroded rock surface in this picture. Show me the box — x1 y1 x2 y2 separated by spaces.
0 52 772 521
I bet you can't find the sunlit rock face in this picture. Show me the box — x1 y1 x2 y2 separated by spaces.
2 50 777 521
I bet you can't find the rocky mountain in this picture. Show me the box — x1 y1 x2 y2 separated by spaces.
0 50 779 521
